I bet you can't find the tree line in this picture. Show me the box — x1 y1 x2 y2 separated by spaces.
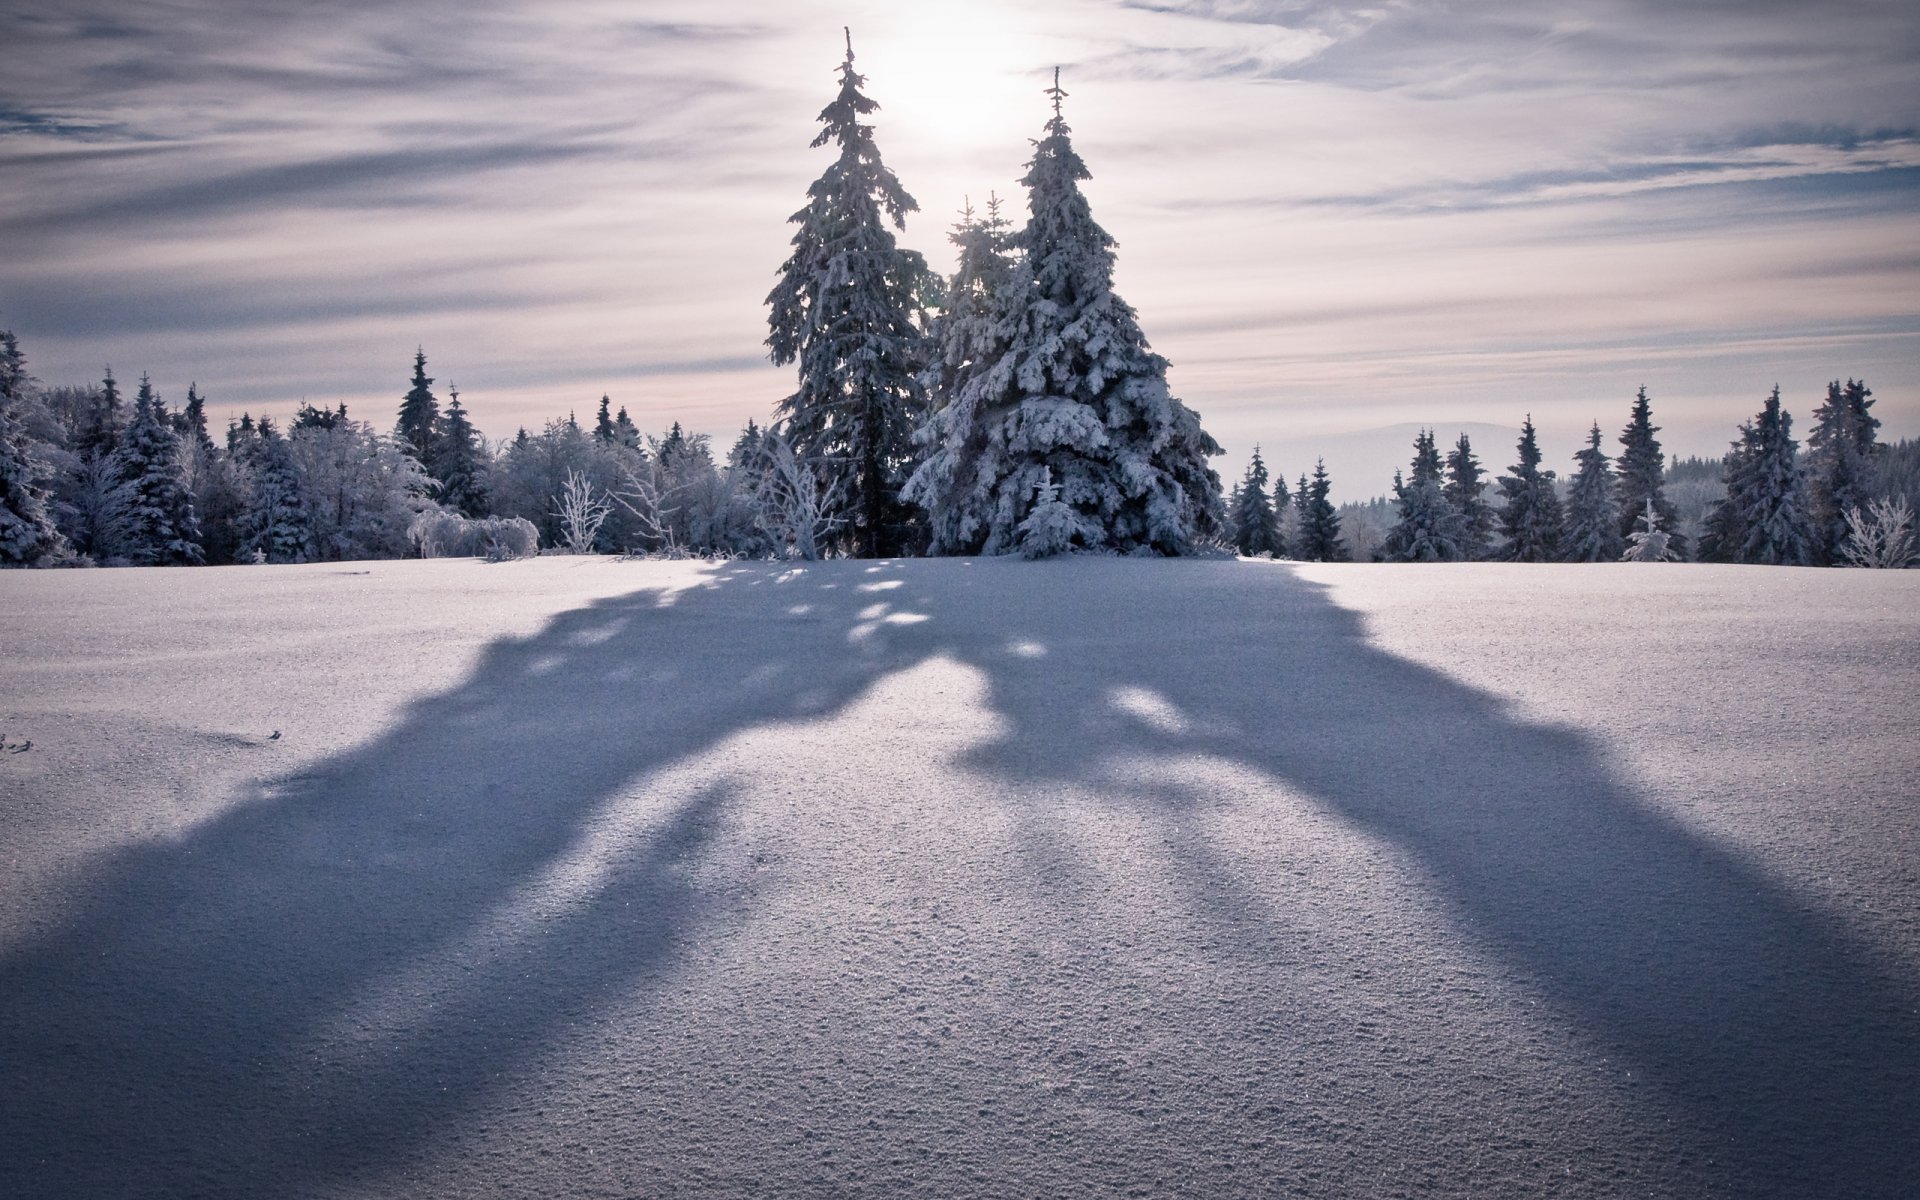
1227 382 1914 567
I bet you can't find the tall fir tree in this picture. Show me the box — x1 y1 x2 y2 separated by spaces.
766 30 931 557
1444 433 1494 559
116 374 204 565
903 195 1021 552
395 348 439 464
1805 378 1880 565
1498 415 1562 562
1295 459 1347 562
431 385 489 518
906 71 1222 555
0 330 69 565
245 418 313 563
1560 422 1623 562
1229 446 1283 557
1702 386 1813 565
1615 386 1682 556
613 406 642 452
1382 428 1467 562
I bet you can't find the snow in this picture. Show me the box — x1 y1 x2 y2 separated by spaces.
2 557 1917 1198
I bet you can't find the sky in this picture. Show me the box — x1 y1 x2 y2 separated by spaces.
4 0 1917 495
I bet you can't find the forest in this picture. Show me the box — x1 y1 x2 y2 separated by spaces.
1 41 1913 570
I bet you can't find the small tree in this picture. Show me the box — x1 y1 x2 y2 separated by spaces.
1838 498 1916 568
553 469 612 554
1623 501 1678 562
751 430 847 560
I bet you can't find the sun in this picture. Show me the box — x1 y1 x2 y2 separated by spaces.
859 9 1045 154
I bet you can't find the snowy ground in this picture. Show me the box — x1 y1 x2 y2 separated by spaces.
2 556 1917 1199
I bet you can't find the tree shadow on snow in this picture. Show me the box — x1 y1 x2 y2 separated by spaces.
0 557 1913 1197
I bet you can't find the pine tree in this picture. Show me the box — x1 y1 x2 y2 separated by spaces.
1805 378 1881 565
78 368 124 459
431 385 488 517
1561 422 1623 562
395 348 439 463
1623 500 1678 562
245 418 313 563
176 383 215 456
1499 415 1562 562
903 194 1019 552
593 394 617 445
1382 429 1466 562
1229 445 1283 557
0 331 69 565
1703 387 1813 565
614 406 642 451
1295 459 1347 562
1615 387 1682 556
767 30 932 557
116 374 204 565
1444 433 1494 559
906 71 1221 555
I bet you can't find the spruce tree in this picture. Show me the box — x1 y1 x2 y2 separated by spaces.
1704 387 1813 565
903 195 1019 552
614 406 642 451
766 30 931 557
245 418 313 563
1444 433 1494 559
906 71 1221 555
1498 415 1562 562
1229 446 1283 557
78 368 124 459
0 331 69 566
1805 378 1881 565
431 385 488 518
395 348 439 463
176 383 215 456
1561 423 1623 562
116 374 204 565
1295 459 1347 562
1615 386 1682 556
593 394 617 445
1382 429 1466 562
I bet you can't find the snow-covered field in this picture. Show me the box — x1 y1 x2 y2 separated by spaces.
2 557 1916 1198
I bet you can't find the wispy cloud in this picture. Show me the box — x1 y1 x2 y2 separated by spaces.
0 0 1913 470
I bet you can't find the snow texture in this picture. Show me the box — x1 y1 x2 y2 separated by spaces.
2 558 1917 1198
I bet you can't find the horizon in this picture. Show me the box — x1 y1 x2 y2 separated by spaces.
5 1 1916 495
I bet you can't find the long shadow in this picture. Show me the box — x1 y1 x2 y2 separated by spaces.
2 558 1913 1197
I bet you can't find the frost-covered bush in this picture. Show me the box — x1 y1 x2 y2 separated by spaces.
1839 499 1916 568
409 510 538 560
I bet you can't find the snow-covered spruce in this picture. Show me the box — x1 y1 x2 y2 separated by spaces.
1615 387 1682 557
1624 500 1679 562
244 419 313 564
904 195 1019 553
766 31 932 558
0 331 70 566
1293 459 1347 562
1381 429 1468 562
115 375 204 566
1228 445 1284 557
1805 379 1881 565
1497 416 1562 562
1701 387 1814 566
1444 433 1494 561
395 348 439 466
1561 423 1624 563
431 386 489 518
906 72 1223 557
